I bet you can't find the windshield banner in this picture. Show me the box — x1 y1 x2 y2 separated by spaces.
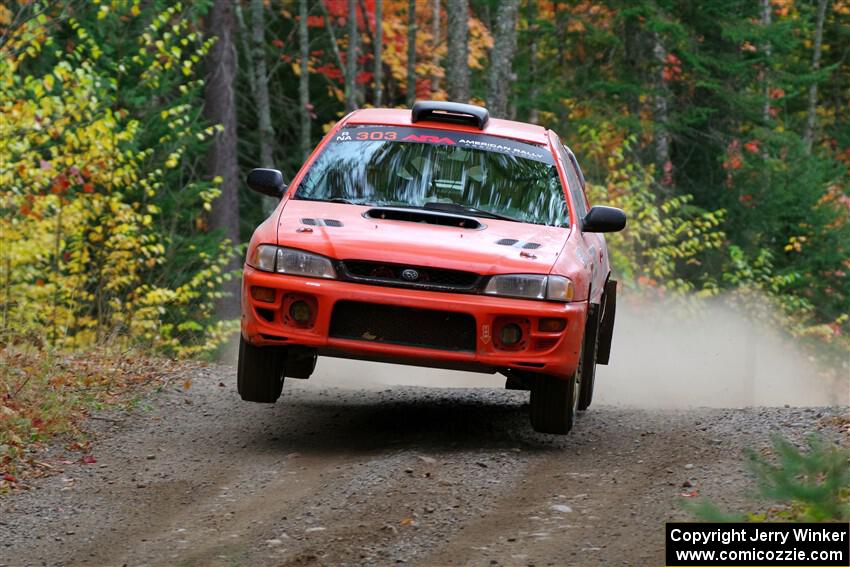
333 126 554 164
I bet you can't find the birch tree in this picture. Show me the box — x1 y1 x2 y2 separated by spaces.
406 0 417 106
250 0 274 167
431 0 440 96
803 0 829 154
299 0 310 159
445 0 469 102
346 0 358 111
375 0 384 106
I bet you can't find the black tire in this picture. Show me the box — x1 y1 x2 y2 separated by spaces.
529 357 582 434
237 336 285 403
578 303 600 411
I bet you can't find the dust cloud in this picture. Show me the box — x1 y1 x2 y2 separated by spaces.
593 296 848 408
297 295 848 408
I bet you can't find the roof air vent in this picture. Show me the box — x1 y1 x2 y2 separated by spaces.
411 101 489 129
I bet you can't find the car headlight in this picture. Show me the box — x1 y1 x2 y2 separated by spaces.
484 274 574 302
248 245 337 279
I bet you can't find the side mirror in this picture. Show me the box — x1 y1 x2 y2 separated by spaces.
247 168 286 198
582 206 626 233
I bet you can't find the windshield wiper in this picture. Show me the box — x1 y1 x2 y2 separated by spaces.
298 196 356 204
422 202 520 222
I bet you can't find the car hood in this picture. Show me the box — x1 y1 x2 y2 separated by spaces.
275 200 569 275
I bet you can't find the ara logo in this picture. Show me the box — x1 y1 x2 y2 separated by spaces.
402 134 455 145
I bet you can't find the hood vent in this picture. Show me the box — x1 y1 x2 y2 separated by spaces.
301 218 343 227
496 238 542 249
365 207 483 229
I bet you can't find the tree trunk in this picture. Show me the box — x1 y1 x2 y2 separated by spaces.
234 4 256 97
622 13 642 119
250 0 275 167
406 0 417 106
299 0 311 160
431 0 440 96
203 0 240 318
761 0 772 124
346 0 358 111
554 0 566 68
374 0 383 106
249 0 274 167
445 0 469 102
803 0 829 154
487 0 519 118
652 32 672 187
527 0 539 124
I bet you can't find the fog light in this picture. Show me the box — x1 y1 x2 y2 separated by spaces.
289 300 312 324
251 286 276 303
500 323 522 346
539 317 566 332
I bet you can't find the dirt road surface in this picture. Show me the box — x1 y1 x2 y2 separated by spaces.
1 352 846 567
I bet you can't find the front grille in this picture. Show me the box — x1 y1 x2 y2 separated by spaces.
329 301 476 352
339 260 480 292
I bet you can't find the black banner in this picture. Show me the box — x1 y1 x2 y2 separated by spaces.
666 523 849 566
332 126 554 164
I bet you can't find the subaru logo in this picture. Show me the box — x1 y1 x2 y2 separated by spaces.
401 269 419 281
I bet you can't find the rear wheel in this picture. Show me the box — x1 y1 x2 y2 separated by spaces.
529 352 582 434
237 336 285 403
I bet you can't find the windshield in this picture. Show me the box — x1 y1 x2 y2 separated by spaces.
294 126 569 227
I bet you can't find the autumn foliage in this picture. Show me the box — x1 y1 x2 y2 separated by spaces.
1 3 236 356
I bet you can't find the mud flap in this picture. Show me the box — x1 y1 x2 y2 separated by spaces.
596 279 617 365
285 346 317 379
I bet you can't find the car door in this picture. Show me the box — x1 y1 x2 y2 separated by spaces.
557 142 607 305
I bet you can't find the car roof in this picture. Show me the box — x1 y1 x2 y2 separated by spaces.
344 108 552 146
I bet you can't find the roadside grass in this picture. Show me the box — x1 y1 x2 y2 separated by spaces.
0 344 191 493
689 433 850 522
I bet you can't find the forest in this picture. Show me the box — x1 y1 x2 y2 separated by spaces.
3 0 850 547
1 1 849 373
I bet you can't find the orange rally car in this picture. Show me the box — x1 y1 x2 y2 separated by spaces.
238 101 626 434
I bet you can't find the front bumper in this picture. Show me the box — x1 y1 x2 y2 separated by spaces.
241 266 587 379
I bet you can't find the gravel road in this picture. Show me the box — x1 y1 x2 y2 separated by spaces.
1 353 846 567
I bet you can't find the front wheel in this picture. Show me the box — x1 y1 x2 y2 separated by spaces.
237 336 285 403
529 364 581 435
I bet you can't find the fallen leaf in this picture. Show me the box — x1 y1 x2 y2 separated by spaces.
80 455 97 464
3 473 16 483
680 490 699 498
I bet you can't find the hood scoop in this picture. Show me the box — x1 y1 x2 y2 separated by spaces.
365 207 484 229
302 218 343 227
496 238 541 249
